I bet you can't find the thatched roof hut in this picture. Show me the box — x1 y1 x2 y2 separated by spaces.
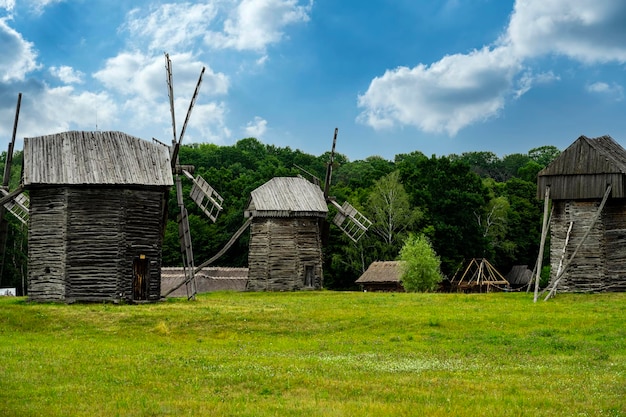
538 135 626 292
355 261 405 292
245 177 327 291
24 131 172 303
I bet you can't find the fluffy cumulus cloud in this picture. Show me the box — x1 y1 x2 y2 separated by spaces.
244 116 268 137
506 0 626 63
93 51 230 140
0 18 38 81
49 65 84 84
125 3 218 52
0 0 15 12
0 85 118 141
586 81 624 101
358 0 626 135
358 47 521 135
205 0 312 52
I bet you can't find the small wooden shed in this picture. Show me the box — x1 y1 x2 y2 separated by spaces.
244 177 327 291
355 261 405 292
537 135 626 292
23 131 173 303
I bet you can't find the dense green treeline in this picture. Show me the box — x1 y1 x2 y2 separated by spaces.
0 140 559 292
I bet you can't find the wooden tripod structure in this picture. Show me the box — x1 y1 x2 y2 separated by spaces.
451 258 509 293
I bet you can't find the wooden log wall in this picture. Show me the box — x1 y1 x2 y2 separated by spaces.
120 188 164 301
28 189 68 301
28 186 165 303
550 199 626 292
247 217 323 291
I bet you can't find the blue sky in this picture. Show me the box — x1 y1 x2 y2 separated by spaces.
0 0 625 161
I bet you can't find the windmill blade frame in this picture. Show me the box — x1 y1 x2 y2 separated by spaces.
163 53 224 300
322 128 372 244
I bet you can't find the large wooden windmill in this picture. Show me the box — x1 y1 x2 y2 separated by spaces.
244 128 371 291
162 53 225 300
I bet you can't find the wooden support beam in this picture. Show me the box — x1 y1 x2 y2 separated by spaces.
163 217 252 298
544 184 612 301
534 186 551 302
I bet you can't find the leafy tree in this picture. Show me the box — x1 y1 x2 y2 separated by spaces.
500 153 531 181
517 160 543 183
397 155 489 276
398 234 443 292
528 145 561 167
366 171 420 259
450 151 506 181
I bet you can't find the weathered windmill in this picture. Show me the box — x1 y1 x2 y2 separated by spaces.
0 93 29 285
244 128 371 291
162 53 225 300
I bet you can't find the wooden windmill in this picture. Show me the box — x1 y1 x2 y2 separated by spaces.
245 128 372 291
163 53 225 300
0 93 29 284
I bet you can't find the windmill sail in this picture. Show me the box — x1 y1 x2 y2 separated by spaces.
163 53 225 300
330 199 371 243
1 190 29 225
181 170 223 223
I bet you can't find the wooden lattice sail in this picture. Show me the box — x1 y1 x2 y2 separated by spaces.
182 170 224 223
330 199 371 243
1 189 29 225
164 53 225 300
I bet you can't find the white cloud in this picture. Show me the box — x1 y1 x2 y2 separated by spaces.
26 0 64 15
125 3 218 52
358 46 521 135
358 0 626 135
586 81 624 101
0 85 118 141
94 52 228 101
244 116 267 137
0 0 15 12
506 0 626 63
206 0 312 51
0 18 39 81
49 65 84 84
93 51 230 143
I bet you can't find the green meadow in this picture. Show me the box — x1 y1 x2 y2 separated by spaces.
0 291 624 416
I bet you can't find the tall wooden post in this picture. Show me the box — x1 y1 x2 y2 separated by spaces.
533 186 550 303
0 93 22 287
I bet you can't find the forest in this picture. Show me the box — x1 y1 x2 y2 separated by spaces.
0 138 560 293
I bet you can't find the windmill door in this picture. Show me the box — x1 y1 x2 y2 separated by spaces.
133 256 149 300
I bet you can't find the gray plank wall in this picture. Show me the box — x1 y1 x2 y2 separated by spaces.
550 200 626 292
28 189 68 301
247 217 323 291
28 186 165 302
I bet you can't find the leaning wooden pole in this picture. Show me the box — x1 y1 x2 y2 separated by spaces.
533 186 551 302
544 184 612 301
0 93 22 286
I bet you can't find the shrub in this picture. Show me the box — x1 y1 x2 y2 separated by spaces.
398 234 443 292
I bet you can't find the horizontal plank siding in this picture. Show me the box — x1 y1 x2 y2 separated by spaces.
549 200 626 292
28 189 68 302
247 218 323 291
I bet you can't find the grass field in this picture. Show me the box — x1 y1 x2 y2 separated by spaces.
0 291 624 416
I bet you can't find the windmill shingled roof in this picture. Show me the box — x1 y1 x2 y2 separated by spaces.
23 131 173 187
245 176 328 218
